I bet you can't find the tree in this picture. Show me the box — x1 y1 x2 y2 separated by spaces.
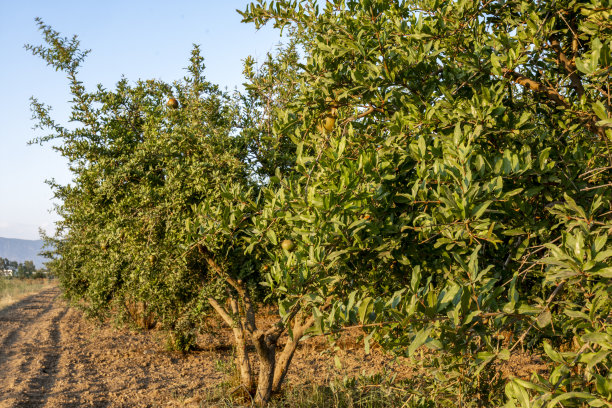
28 19 317 406
27 18 252 343
23 261 36 275
240 0 612 405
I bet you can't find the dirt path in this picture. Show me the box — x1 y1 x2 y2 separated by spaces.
0 287 230 407
0 288 414 407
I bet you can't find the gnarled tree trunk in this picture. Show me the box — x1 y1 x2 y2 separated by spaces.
253 331 278 406
202 250 319 406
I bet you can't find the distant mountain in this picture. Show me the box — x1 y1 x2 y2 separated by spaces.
0 237 46 268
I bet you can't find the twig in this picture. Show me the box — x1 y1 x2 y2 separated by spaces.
579 165 612 179
545 343 590 407
229 384 255 407
581 183 612 191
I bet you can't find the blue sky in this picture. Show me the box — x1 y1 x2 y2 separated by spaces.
0 1 283 240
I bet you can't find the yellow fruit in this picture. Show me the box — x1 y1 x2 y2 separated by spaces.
281 239 295 251
148 255 156 264
167 98 179 109
322 115 336 132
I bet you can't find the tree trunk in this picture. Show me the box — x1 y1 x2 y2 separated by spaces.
232 325 253 391
271 314 315 393
208 297 254 391
271 334 299 394
253 333 277 406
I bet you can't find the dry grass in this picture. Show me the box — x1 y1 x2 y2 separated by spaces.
0 277 55 310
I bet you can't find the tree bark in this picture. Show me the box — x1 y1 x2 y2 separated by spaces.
208 297 253 390
271 314 315 393
232 323 254 391
252 332 277 406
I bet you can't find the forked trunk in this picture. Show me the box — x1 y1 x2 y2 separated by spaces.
203 254 319 406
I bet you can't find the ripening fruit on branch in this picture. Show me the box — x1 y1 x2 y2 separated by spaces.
317 114 336 134
322 115 336 132
167 98 179 109
317 96 338 133
281 239 295 251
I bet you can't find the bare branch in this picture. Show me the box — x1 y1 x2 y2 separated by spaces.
341 105 379 125
581 183 612 191
208 297 234 328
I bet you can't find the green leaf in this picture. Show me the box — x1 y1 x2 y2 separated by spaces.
594 250 612 263
417 136 426 157
592 38 603 69
565 310 589 320
266 229 278 246
408 327 432 356
358 297 373 323
543 341 566 364
549 391 599 405
471 200 492 219
594 267 612 278
536 309 552 328
576 57 592 74
582 332 612 346
338 136 346 157
364 331 373 355
498 348 510 361
593 101 608 121
586 350 610 372
334 355 343 369
475 351 495 375
593 235 608 253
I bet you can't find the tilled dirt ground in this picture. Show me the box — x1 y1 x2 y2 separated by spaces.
0 287 412 407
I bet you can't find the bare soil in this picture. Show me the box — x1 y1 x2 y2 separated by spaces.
0 287 414 407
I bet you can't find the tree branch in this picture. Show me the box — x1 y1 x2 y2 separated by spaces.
510 281 566 352
502 68 609 141
199 245 245 296
502 68 569 108
208 297 234 327
550 39 585 98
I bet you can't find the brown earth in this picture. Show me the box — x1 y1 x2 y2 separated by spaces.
0 286 547 407
0 287 414 407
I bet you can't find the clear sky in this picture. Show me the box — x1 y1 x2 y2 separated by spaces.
0 1 283 240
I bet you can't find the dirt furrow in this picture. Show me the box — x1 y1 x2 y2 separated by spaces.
0 288 68 408
12 307 68 407
41 307 111 407
0 287 229 407
0 289 57 353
